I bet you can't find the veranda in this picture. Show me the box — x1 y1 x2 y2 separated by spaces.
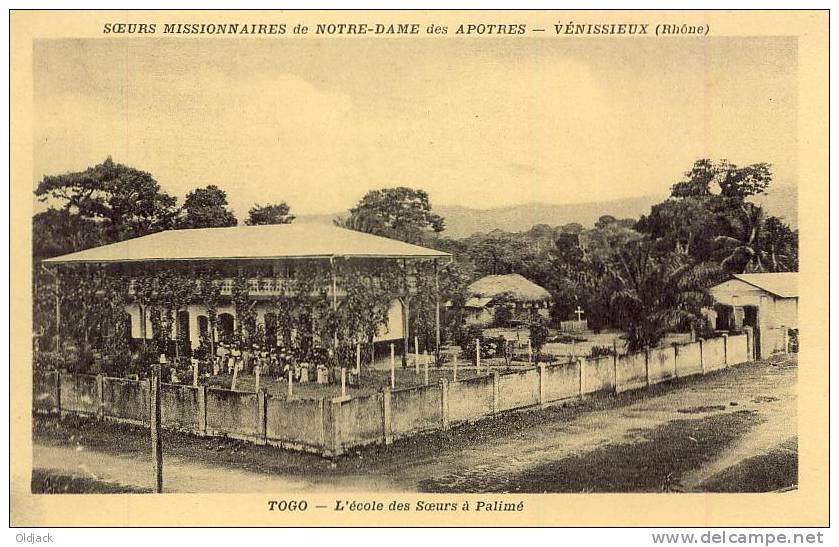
38 224 452 382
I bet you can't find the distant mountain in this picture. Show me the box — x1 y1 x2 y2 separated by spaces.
432 197 667 238
296 185 797 239
297 195 667 239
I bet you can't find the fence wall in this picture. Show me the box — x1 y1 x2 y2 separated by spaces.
33 369 59 413
161 384 202 432
33 331 758 457
703 337 727 372
59 373 99 415
102 377 149 424
496 368 540 412
616 352 648 393
205 388 261 440
675 342 703 377
541 361 580 402
727 334 749 365
266 396 325 450
648 347 677 385
332 393 384 452
448 375 494 424
582 355 615 394
391 385 443 438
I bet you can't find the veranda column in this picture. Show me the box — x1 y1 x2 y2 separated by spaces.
188 306 201 351
434 259 441 357
400 259 411 368
401 296 411 368
42 265 61 351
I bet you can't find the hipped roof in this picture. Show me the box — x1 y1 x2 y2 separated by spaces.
43 224 450 264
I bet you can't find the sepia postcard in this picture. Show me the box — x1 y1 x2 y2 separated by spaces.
9 9 829 528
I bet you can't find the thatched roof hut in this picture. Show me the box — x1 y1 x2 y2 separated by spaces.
465 274 551 308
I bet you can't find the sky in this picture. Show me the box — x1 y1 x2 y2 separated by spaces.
32 36 797 217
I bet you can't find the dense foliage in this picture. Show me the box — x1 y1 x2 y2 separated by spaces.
245 202 295 225
33 157 799 372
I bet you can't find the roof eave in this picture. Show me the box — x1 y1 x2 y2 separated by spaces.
42 252 451 265
729 274 798 299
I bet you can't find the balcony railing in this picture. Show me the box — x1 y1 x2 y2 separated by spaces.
127 278 345 298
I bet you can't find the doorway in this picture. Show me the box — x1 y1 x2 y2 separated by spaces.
743 306 761 359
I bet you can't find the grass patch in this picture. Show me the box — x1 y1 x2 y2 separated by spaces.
420 410 763 493
698 437 798 492
678 405 728 414
32 469 151 494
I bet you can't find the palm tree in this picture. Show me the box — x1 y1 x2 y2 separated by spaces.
605 240 721 351
714 202 798 273
714 201 767 273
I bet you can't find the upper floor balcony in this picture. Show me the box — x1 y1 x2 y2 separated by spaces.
127 277 346 299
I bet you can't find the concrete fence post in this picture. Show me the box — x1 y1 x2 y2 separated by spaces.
318 398 327 451
331 399 344 456
492 371 500 415
389 343 396 389
382 387 393 445
613 352 619 393
579 357 586 397
743 326 755 361
145 377 153 425
673 343 680 379
196 385 207 435
257 389 267 444
96 373 105 421
440 378 450 430
538 363 546 405
698 338 706 374
319 397 339 456
723 333 730 366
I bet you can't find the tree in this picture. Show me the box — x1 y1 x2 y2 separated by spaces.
636 198 719 260
670 158 772 200
338 187 444 243
759 216 799 272
645 158 797 273
245 202 295 225
670 158 717 198
714 205 798 273
34 157 178 243
178 185 237 229
197 273 223 356
33 209 105 261
528 316 550 361
605 240 721 351
464 232 521 276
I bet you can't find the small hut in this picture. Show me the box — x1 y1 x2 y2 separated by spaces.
462 274 552 326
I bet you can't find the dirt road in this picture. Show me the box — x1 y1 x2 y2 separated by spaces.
32 355 797 493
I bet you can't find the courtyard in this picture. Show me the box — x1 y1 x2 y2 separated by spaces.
28 354 796 494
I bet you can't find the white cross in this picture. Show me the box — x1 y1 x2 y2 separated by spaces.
574 306 585 322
